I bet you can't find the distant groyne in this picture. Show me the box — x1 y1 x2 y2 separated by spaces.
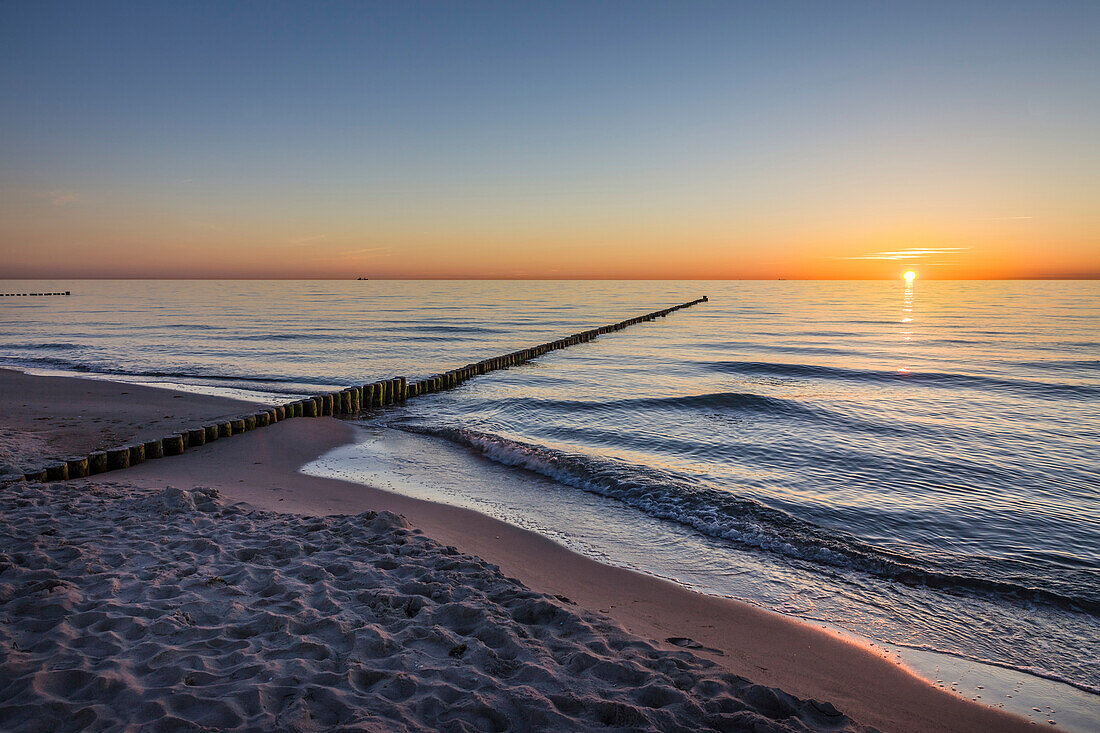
2 291 71 297
18 297 708 482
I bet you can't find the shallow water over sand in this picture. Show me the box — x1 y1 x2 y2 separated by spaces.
3 279 1098 727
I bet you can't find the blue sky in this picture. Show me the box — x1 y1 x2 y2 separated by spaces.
2 1 1097 278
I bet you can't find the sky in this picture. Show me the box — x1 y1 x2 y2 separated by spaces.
1 1 1097 279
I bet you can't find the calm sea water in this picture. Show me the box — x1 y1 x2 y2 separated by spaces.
3 279 1098 726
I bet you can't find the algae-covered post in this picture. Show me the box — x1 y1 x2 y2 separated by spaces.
66 456 89 479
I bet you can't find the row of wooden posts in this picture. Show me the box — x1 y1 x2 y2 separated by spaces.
2 291 71 297
22 296 707 482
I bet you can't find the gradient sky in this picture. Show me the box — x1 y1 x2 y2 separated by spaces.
2 1 1097 279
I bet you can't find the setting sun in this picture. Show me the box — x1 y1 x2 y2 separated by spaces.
903 271 918 283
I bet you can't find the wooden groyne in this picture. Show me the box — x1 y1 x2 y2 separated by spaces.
2 291 71 297
17 296 707 482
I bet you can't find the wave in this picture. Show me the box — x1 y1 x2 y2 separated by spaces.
0 356 342 392
457 392 999 449
888 642 1100 696
406 425 1099 616
402 325 504 335
703 360 1100 399
498 392 816 416
1012 359 1100 372
232 333 339 342
4 342 83 350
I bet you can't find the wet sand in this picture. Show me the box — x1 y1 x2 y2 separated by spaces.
0 368 261 476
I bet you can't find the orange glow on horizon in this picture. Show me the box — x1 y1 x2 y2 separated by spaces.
1 189 1097 280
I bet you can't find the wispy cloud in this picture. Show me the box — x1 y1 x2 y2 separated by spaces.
48 189 81 206
838 247 968 261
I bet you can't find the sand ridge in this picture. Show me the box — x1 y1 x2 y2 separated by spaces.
0 479 874 732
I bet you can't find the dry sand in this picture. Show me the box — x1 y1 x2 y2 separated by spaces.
0 370 1034 731
0 480 871 731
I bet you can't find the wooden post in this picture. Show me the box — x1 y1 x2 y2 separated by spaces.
163 435 185 456
106 447 131 471
66 457 88 478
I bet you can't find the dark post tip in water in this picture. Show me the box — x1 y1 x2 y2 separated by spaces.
188 427 207 446
204 425 219 442
303 398 317 417
128 443 145 465
219 422 233 438
24 469 48 482
255 412 269 428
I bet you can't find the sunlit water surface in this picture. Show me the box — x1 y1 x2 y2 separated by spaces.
3 279 1098 729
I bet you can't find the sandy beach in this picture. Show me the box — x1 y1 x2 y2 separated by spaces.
0 369 1035 731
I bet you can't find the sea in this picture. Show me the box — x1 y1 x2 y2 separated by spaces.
2 279 1097 730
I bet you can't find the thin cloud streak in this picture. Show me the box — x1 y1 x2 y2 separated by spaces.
838 247 969 261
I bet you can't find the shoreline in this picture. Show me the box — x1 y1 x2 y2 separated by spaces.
0 369 1038 731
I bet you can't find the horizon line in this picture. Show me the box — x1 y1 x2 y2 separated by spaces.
1 276 1098 282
